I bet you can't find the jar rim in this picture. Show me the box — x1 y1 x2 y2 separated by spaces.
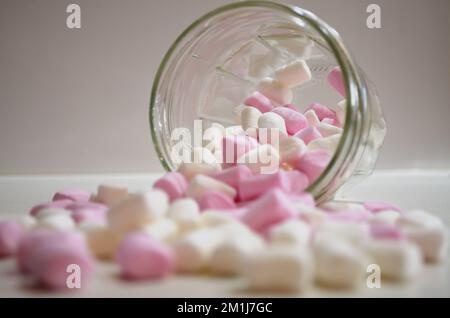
149 0 366 202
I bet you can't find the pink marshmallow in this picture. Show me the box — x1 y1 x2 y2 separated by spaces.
65 201 107 213
294 126 322 145
210 165 253 190
370 224 404 240
283 170 310 195
198 190 236 211
116 233 174 280
326 209 372 223
30 199 73 216
30 242 94 290
240 189 297 232
52 188 91 202
221 135 258 168
238 172 291 202
304 103 337 122
321 118 335 125
71 209 107 224
295 150 331 183
244 91 274 113
363 201 402 213
327 66 346 97
289 192 315 207
153 172 188 202
271 107 308 135
0 220 24 258
283 104 298 111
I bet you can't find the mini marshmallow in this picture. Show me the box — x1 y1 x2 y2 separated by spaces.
30 199 73 216
211 233 265 276
244 91 274 113
221 135 258 168
370 223 404 240
85 226 123 260
327 66 345 97
186 175 236 200
0 220 24 257
178 162 221 181
274 60 312 88
52 188 90 202
362 239 422 281
116 233 174 280
240 189 297 232
237 144 280 175
108 190 169 232
295 150 331 183
307 134 341 155
397 210 444 230
71 208 107 224
403 226 448 263
243 245 313 292
316 122 342 137
94 184 129 207
315 221 371 245
167 198 200 233
34 207 72 220
272 107 308 135
140 218 178 243
368 210 401 225
279 136 307 160
65 201 107 213
294 126 322 145
320 201 366 212
199 210 242 227
240 106 262 132
305 103 337 121
154 172 188 202
258 112 287 135
269 219 311 246
15 215 37 231
210 165 253 190
364 201 402 213
326 209 372 223
257 77 293 105
304 109 320 127
198 190 236 211
224 125 246 137
35 213 76 231
313 235 368 288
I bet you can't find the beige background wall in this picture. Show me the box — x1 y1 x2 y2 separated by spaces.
0 0 449 174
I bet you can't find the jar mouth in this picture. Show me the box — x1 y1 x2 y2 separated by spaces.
149 0 367 203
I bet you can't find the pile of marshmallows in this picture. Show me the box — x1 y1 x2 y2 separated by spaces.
0 60 448 292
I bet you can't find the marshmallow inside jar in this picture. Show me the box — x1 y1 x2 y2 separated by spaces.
149 1 386 203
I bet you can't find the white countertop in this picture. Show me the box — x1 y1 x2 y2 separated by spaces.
0 170 449 297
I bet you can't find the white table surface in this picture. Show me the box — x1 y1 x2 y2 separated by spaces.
0 169 449 298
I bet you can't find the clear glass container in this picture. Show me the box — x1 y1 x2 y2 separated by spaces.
149 1 386 203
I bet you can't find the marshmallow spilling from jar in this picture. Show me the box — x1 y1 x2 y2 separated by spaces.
0 61 447 294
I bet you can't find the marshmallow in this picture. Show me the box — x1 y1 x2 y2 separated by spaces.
65 201 107 213
154 172 188 202
305 103 337 122
237 144 280 175
15 215 37 231
211 233 265 276
363 201 402 213
107 190 169 232
198 190 236 211
86 226 123 260
36 213 76 231
316 122 342 137
307 134 341 155
52 188 90 202
397 210 444 230
257 77 293 105
116 233 174 280
225 125 246 137
295 150 331 183
314 236 368 288
315 221 371 245
294 126 322 145
186 175 236 200
362 239 422 281
178 162 221 181
244 91 274 113
140 218 178 243
71 208 107 224
30 199 73 216
258 112 287 135
368 210 401 225
370 223 404 240
199 210 242 227
221 135 258 168
243 245 313 292
269 219 311 246
0 220 24 257
327 66 346 97
320 201 366 212
272 107 308 135
240 106 262 132
304 109 320 127
94 184 129 207
34 207 72 220
210 165 253 190
166 198 200 233
274 60 312 88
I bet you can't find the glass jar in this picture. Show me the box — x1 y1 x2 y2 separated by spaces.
149 1 386 203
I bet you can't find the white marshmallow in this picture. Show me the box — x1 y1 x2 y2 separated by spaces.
192 147 220 166
240 106 262 132
107 190 169 232
95 184 128 207
167 198 201 233
397 210 445 230
243 245 313 292
258 112 287 135
15 215 37 231
237 144 280 175
280 138 307 166
140 218 178 243
316 122 343 137
403 226 448 263
35 207 71 220
36 213 76 231
178 162 221 181
320 201 366 212
368 210 401 225
269 219 312 246
200 210 240 227
225 125 246 137
315 221 371 245
304 109 320 127
274 60 312 88
307 133 341 155
85 226 122 260
211 233 265 276
362 239 423 281
186 175 236 200
314 236 369 288
257 77 293 105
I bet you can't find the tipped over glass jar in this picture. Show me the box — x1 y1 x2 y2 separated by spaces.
149 1 386 203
